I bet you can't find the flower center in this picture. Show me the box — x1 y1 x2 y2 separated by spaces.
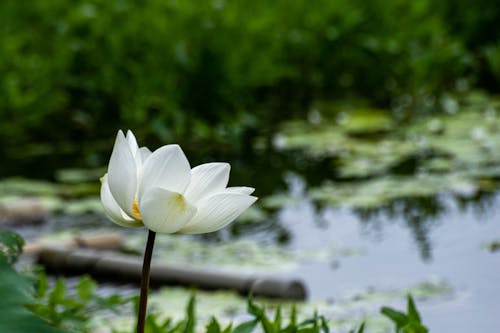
173 193 187 212
132 198 142 220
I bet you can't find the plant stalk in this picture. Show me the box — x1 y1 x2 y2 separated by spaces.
137 229 156 333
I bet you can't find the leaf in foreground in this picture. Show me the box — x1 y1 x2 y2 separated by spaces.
0 261 66 333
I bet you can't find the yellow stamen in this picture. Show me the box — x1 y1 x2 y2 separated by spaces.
173 193 187 212
132 198 142 220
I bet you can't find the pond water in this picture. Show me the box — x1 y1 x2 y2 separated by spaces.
6 163 499 332
278 176 500 332
3 96 500 332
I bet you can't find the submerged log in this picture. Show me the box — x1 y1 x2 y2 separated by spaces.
38 246 307 300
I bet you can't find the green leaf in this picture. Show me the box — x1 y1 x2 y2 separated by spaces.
159 318 172 331
247 297 264 318
282 324 297 333
261 314 276 333
320 316 329 333
49 279 67 306
297 318 317 328
0 261 66 333
232 319 259 333
35 269 48 299
0 230 24 264
207 317 221 333
402 322 429 333
382 295 429 333
381 306 408 329
274 306 282 328
221 323 233 333
182 294 196 333
356 322 365 333
76 275 96 301
146 313 162 333
313 312 319 333
290 305 297 326
282 304 298 333
167 321 185 333
407 295 421 323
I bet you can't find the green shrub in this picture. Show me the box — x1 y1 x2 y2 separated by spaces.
0 0 494 162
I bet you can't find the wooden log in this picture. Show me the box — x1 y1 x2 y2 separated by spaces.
250 278 306 300
0 198 47 226
23 233 124 255
38 247 307 300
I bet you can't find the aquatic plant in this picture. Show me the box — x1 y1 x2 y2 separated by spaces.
0 230 65 333
100 130 257 333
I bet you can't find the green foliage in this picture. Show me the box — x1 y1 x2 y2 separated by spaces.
113 295 366 333
349 322 365 333
206 317 232 333
0 231 424 333
381 295 428 333
0 229 24 264
30 272 131 332
0 233 427 333
226 297 364 333
0 230 66 333
0 261 67 333
0 0 496 164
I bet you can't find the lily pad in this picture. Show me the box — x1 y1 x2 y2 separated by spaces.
271 92 500 204
63 197 103 215
339 109 394 137
482 240 500 252
124 234 351 272
309 173 481 209
0 178 59 197
0 178 99 199
55 168 105 184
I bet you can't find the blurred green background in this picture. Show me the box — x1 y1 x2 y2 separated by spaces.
1 0 499 175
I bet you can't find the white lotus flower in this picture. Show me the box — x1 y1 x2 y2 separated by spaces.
100 130 257 234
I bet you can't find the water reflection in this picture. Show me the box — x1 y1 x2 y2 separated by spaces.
3 145 499 333
1 143 499 262
351 197 446 260
228 147 500 260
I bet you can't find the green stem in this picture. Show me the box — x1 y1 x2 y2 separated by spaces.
137 230 156 333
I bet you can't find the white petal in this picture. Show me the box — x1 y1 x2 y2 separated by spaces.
139 145 191 199
108 130 138 217
100 175 142 228
224 187 255 195
178 192 257 234
139 188 197 233
139 147 152 163
126 130 139 156
126 130 145 178
136 147 152 185
184 163 230 203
